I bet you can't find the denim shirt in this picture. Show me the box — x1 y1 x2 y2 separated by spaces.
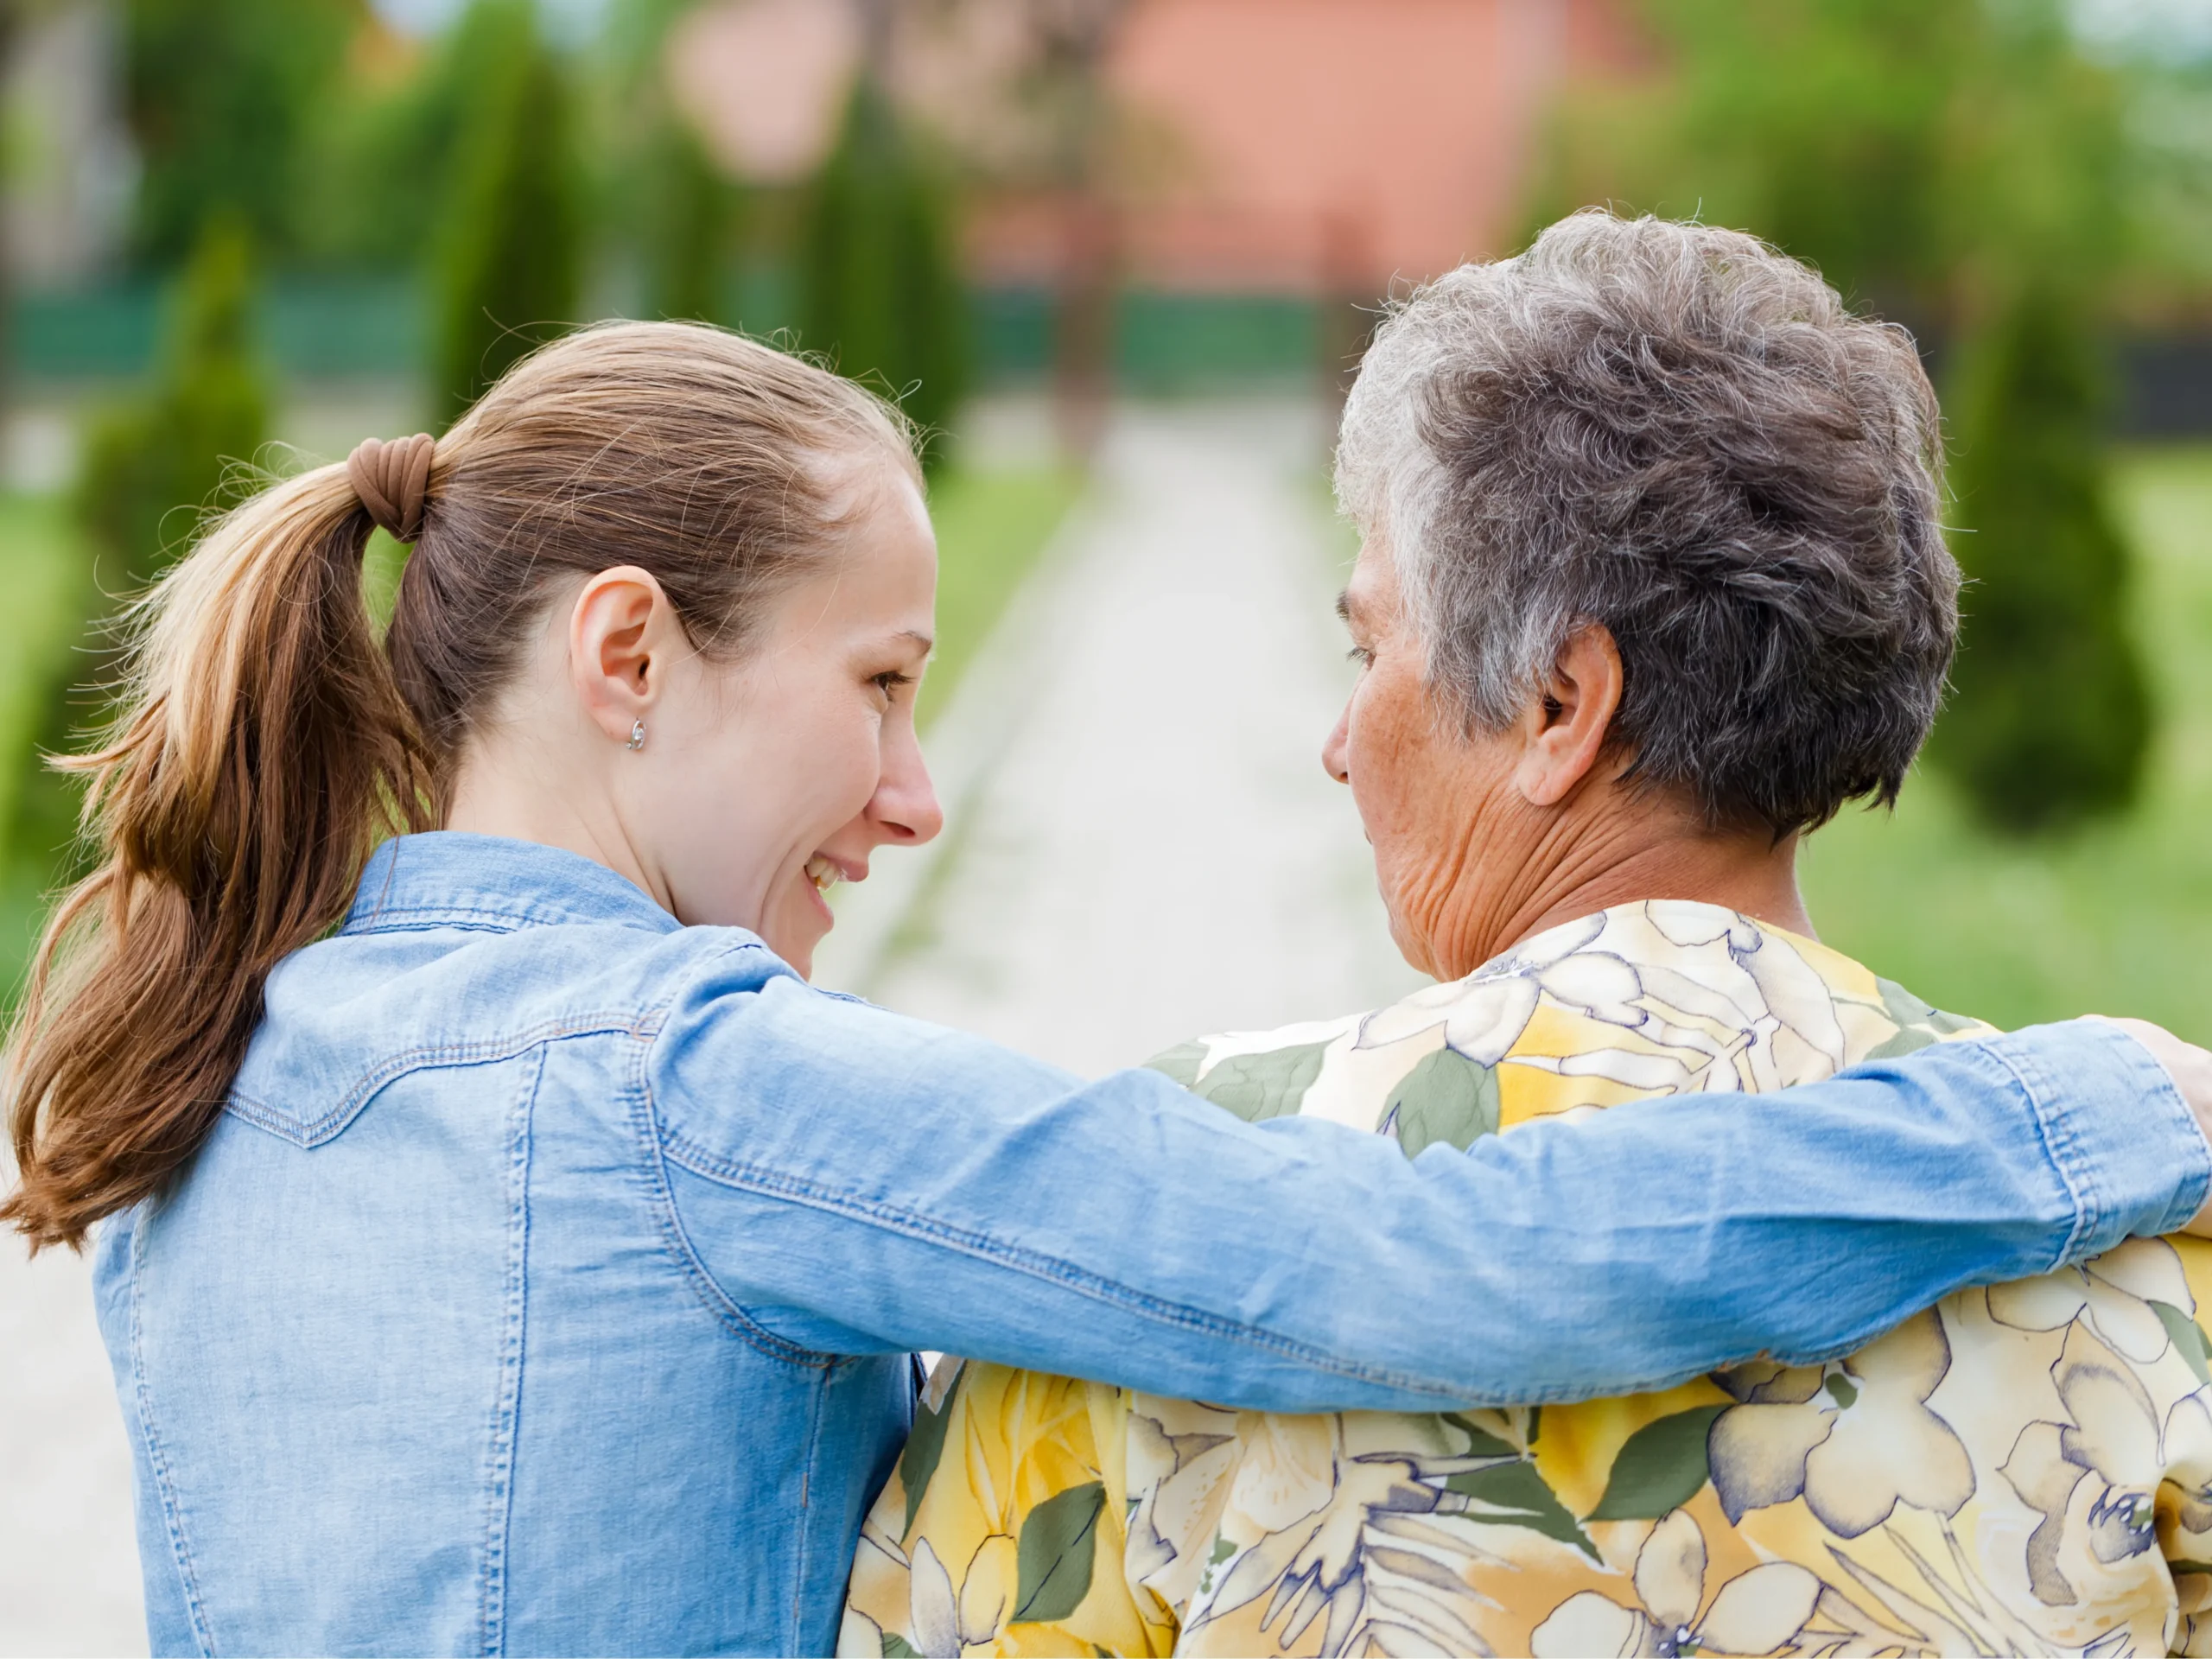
91 832 2209 1658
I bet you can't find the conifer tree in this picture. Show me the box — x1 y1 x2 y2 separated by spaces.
10 222 270 874
75 222 270 592
1932 283 2151 831
121 0 353 266
430 0 584 420
799 78 968 470
643 117 739 326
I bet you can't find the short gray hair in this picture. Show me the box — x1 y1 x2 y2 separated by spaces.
1336 210 1957 837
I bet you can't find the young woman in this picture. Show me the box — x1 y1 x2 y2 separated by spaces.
4 322 2206 1657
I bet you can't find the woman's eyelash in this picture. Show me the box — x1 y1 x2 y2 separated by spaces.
1345 645 1375 667
872 671 915 693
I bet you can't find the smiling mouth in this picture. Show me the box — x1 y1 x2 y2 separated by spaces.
804 855 845 894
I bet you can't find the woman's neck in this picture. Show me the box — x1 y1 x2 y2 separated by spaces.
1426 807 1812 980
1504 831 1812 952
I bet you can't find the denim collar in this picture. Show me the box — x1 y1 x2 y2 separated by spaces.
341 832 683 938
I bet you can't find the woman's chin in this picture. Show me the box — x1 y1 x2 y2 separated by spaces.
763 887 834 976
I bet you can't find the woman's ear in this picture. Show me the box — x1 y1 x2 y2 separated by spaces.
1514 626 1624 807
569 566 677 746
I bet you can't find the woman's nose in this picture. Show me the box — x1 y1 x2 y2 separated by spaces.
873 740 944 847
1322 703 1352 785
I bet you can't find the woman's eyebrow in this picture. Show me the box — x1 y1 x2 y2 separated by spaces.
1335 590 1359 626
895 628 936 656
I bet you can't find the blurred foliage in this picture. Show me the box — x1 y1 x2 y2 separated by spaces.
1802 445 2212 1043
299 4 518 270
1936 283 2152 831
0 495 81 887
429 0 584 419
1535 0 2157 831
11 222 270 875
75 222 270 589
121 0 358 268
802 78 969 471
1535 0 2142 308
642 116 741 326
2120 55 2212 300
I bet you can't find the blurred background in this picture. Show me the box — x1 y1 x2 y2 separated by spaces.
3 0 2212 1649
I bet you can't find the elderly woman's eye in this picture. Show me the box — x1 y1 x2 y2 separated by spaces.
1346 645 1376 670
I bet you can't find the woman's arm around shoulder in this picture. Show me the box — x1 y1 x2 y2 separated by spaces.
645 955 2212 1410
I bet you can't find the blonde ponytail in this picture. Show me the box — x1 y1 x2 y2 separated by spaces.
3 465 433 1250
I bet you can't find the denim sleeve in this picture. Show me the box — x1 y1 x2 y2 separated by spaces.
647 964 2209 1411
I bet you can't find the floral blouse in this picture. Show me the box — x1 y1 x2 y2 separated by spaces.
841 901 2212 1658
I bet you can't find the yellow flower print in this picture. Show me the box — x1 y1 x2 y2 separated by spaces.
1357 970 1541 1063
906 1537 960 1656
1357 912 1618 1061
1530 1510 1821 1658
1986 1236 2196 1364
1189 1447 1427 1642
900 1532 1023 1657
2000 1319 2212 1606
1705 1309 1972 1535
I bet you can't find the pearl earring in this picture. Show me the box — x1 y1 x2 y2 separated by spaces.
626 719 646 752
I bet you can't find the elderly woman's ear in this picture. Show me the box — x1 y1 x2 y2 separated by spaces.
1513 627 1624 808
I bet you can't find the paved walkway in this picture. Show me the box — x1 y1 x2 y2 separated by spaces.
816 397 1424 1071
0 1222 145 1655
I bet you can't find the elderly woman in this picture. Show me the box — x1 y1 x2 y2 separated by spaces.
845 213 2212 1657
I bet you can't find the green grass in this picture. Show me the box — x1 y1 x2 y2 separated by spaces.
920 463 1084 726
0 496 84 837
0 493 89 999
1801 446 2212 1044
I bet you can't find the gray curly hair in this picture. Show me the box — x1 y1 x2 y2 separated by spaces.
1334 209 1957 838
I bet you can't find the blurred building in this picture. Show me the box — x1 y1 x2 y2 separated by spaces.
671 0 1647 296
1023 0 1643 295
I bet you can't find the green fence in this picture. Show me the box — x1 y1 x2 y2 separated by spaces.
14 275 1325 391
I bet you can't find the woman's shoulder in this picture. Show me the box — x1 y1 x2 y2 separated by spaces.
1135 899 1995 1152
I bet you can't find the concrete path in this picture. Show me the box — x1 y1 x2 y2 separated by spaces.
815 397 1425 1072
0 1224 146 1656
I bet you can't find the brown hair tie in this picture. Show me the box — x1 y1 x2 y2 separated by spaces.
346 433 437 543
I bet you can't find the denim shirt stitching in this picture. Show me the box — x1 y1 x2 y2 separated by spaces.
630 1029 843 1372
342 915 522 938
655 1132 1480 1402
787 1363 833 1652
476 1043 544 1658
226 1013 659 1147
1983 1033 2095 1271
130 1199 218 1657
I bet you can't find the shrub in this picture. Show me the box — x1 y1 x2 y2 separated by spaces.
10 222 270 874
643 117 740 326
800 78 969 470
1930 283 2152 832
120 0 353 266
430 0 585 420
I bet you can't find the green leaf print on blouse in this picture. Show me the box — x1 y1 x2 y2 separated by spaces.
1445 1459 1598 1560
1383 1046 1501 1155
1588 1404 1729 1521
1146 1040 1332 1122
898 1362 963 1540
1014 1480 1107 1624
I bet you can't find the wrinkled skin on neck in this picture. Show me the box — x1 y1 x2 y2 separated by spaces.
1324 536 1812 982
